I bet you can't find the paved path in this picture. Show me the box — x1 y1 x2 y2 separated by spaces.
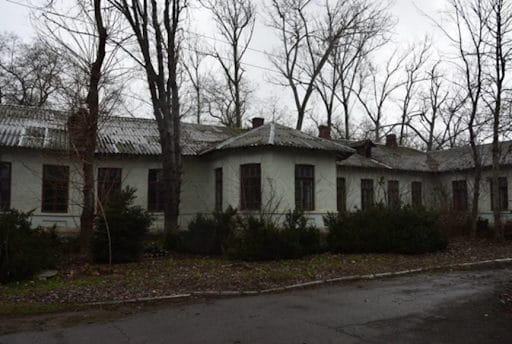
1 268 512 343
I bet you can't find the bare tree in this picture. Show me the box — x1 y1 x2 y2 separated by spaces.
38 0 122 257
437 0 488 237
183 37 209 124
201 0 255 128
407 62 448 150
314 2 392 138
397 39 431 145
111 0 187 242
354 49 408 141
267 0 388 130
0 33 62 107
483 0 512 241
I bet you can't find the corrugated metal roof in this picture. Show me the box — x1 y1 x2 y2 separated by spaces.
202 122 355 155
337 140 512 172
0 105 355 157
0 104 240 156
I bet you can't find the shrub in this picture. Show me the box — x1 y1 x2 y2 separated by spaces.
179 206 237 255
91 187 153 263
282 209 323 255
390 206 448 254
325 205 447 255
225 210 322 261
0 210 61 283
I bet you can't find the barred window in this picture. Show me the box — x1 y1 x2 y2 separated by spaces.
97 168 122 209
240 164 261 210
295 165 315 211
148 169 165 212
361 179 374 210
215 168 223 212
490 177 508 211
452 180 468 211
337 177 346 212
42 164 69 213
387 180 400 208
0 162 11 210
411 181 422 207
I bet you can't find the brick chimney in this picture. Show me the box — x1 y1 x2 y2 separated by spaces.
252 117 264 129
386 134 398 148
318 125 331 139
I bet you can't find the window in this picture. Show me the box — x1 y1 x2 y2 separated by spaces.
361 179 374 210
490 177 508 211
452 180 468 211
215 168 223 212
42 164 69 213
0 162 11 210
97 168 122 209
240 164 261 210
148 169 165 212
411 181 422 208
295 165 315 211
337 177 346 212
387 180 400 208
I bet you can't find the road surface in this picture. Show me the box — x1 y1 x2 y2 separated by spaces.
1 268 512 343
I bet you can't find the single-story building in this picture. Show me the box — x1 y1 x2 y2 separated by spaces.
0 104 511 233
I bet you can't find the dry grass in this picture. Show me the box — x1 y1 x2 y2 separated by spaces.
1 238 511 316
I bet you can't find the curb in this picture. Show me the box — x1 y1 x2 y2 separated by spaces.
85 257 512 307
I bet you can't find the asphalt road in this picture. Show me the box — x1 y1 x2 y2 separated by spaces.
1 268 512 344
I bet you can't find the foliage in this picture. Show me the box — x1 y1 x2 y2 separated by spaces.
91 187 153 263
324 205 448 255
0 210 61 283
179 206 237 255
225 210 322 261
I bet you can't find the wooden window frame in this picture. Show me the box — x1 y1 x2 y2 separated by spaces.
215 168 223 212
148 169 165 212
387 180 400 208
361 179 374 210
337 177 346 212
452 180 468 211
97 167 122 209
0 162 11 211
490 177 508 211
41 164 70 213
411 181 422 208
240 164 261 211
295 164 315 211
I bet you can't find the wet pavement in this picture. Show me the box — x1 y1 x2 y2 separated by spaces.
1 268 511 343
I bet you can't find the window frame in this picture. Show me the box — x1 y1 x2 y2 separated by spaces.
452 180 468 211
41 164 70 213
337 177 346 213
361 179 374 210
147 169 165 213
97 167 122 209
295 164 315 211
411 181 422 208
0 162 11 211
240 164 261 211
214 167 223 212
387 180 400 208
490 177 508 211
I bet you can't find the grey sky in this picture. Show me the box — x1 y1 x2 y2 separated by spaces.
0 0 451 128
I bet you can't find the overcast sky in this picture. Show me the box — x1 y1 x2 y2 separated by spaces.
0 0 452 128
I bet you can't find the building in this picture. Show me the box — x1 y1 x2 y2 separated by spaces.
0 104 510 233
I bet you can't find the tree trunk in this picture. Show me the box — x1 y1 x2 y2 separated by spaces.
161 129 182 241
79 160 95 256
470 168 481 238
78 0 106 258
491 146 503 241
